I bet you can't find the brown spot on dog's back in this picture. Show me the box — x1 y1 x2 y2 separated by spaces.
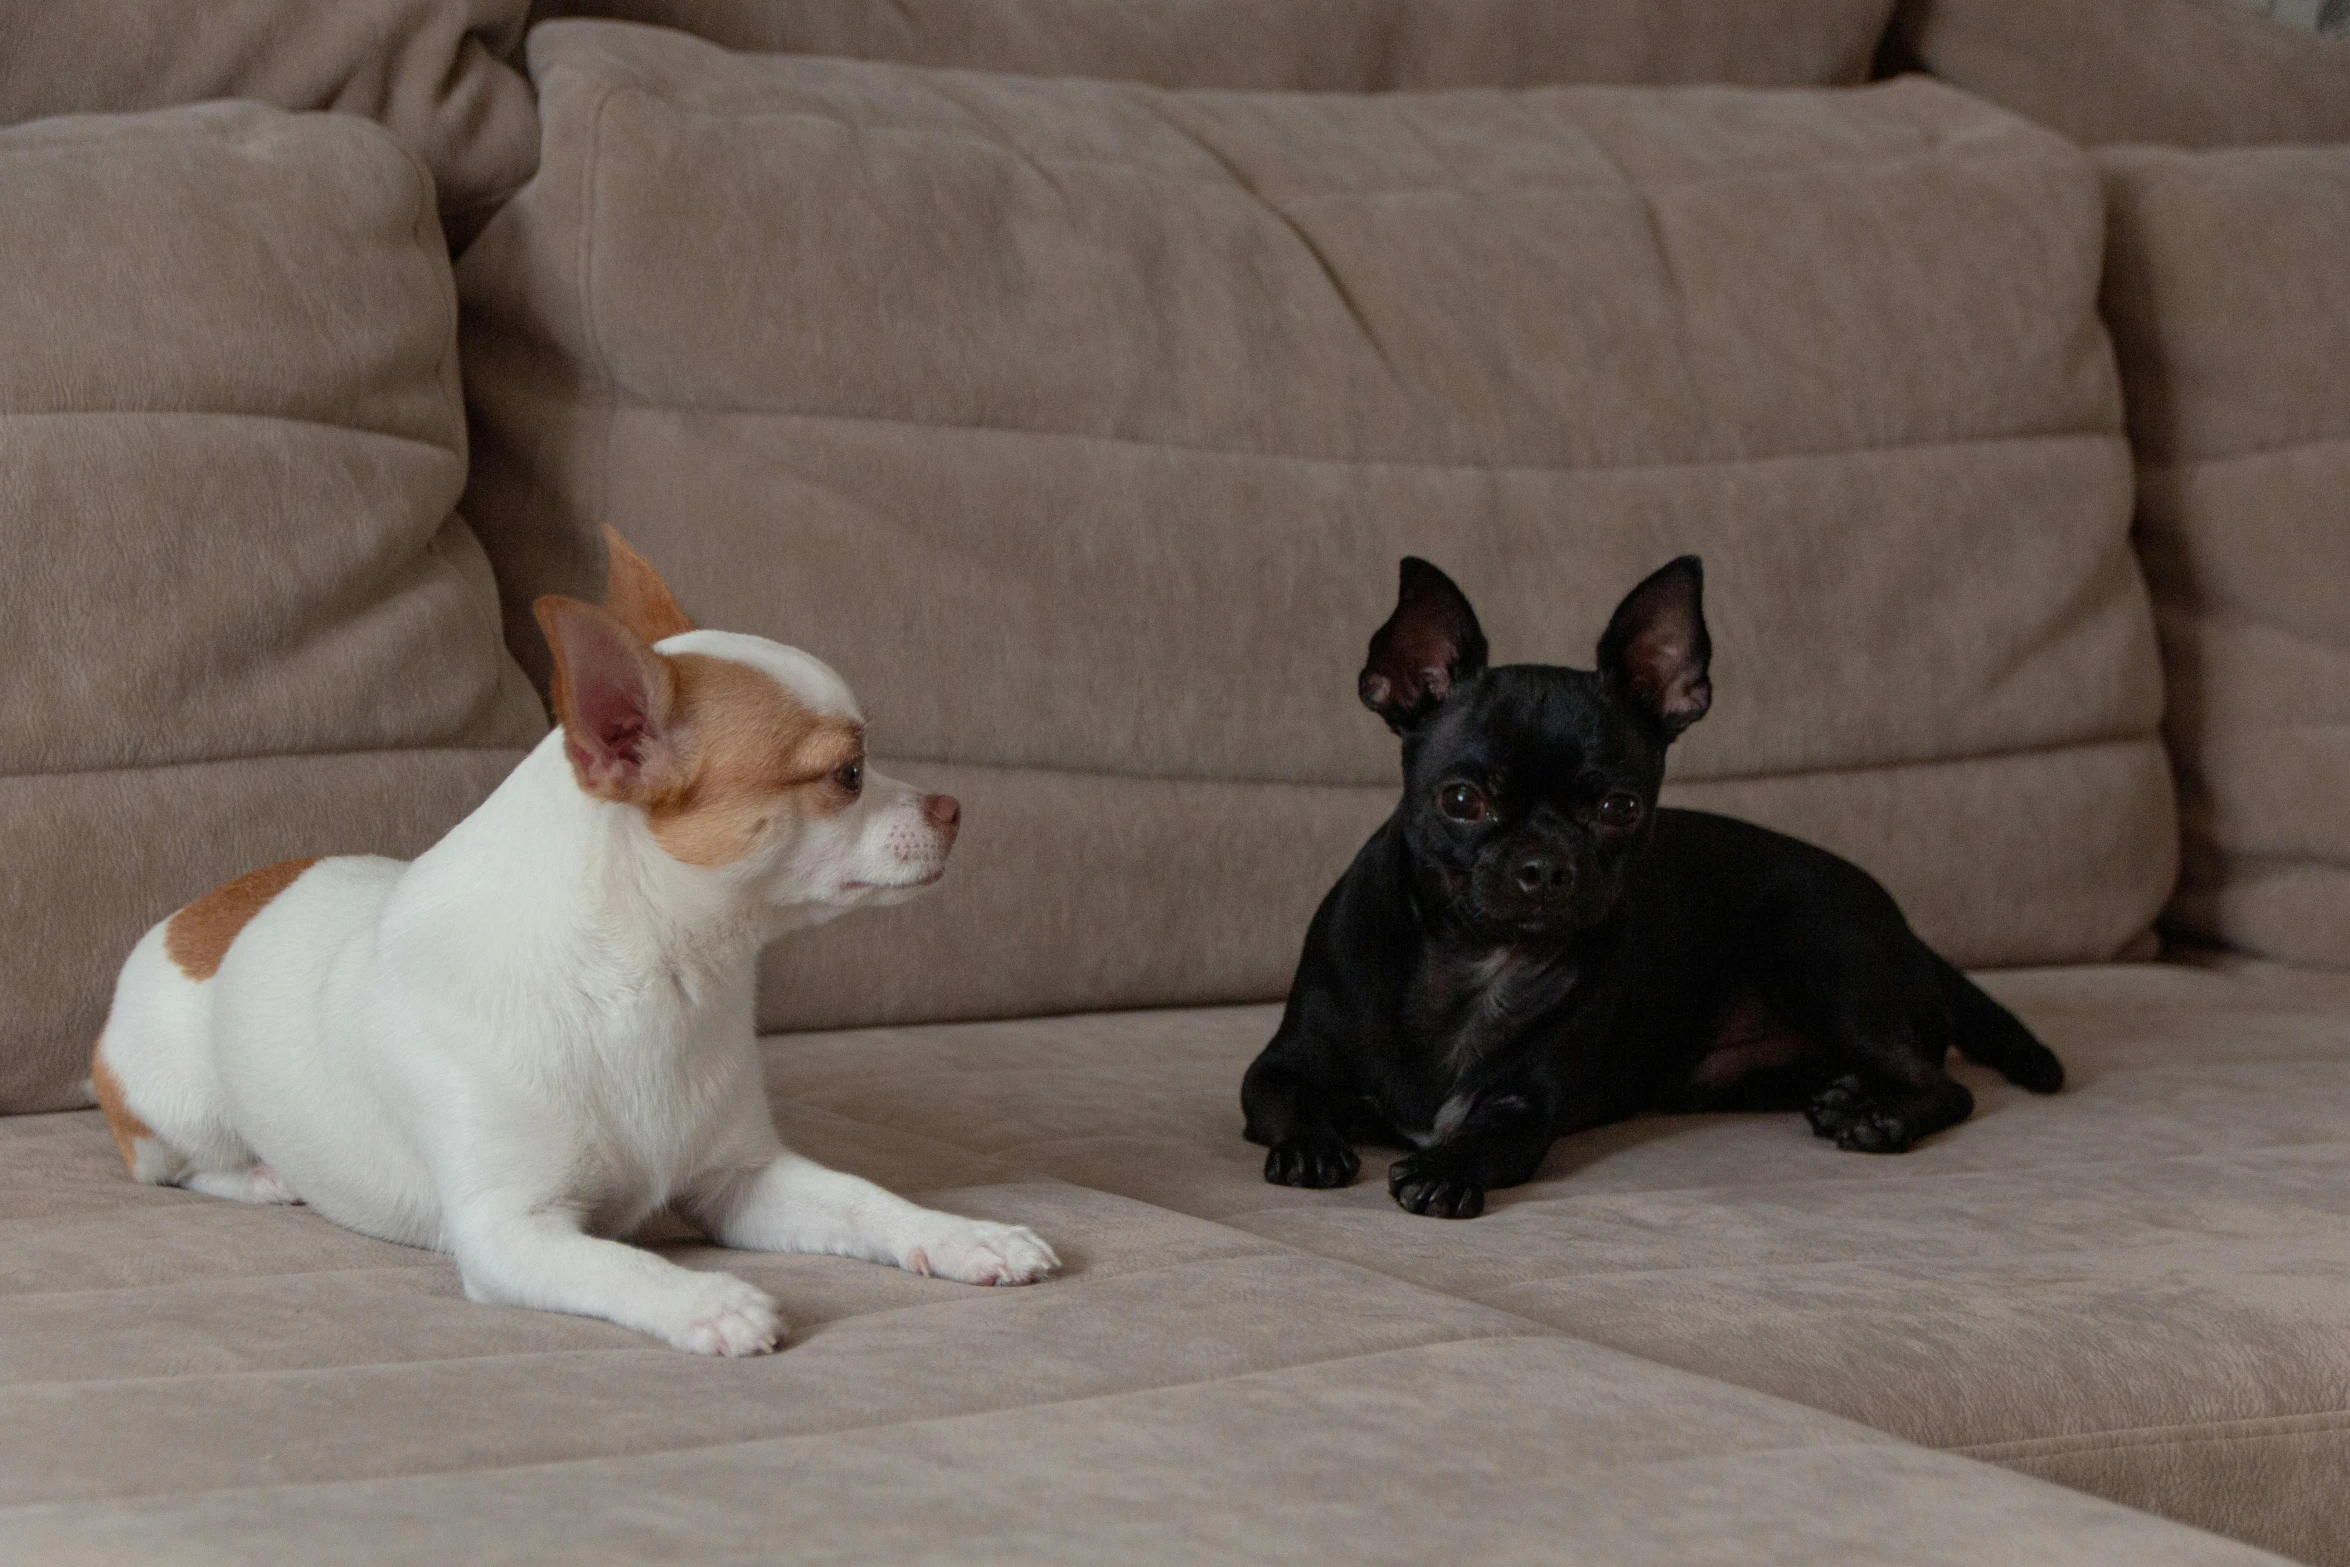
649 655 863 868
164 858 319 981
89 1043 155 1176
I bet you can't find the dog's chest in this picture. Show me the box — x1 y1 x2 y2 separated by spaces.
1406 947 1578 1082
548 1008 751 1219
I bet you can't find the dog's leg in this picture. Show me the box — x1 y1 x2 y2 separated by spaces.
684 1154 1058 1286
449 1200 783 1356
1775 939 1975 1153
1385 1089 1556 1219
1243 1046 1361 1189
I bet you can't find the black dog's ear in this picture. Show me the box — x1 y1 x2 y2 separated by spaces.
1359 558 1490 733
1598 556 1711 740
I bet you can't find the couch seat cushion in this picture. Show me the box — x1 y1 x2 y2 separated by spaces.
778 962 2350 1565
0 1029 2291 1563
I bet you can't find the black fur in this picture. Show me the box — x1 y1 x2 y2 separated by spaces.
1242 557 2065 1219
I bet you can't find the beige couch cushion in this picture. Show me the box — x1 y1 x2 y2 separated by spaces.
0 997 2301 1564
777 962 2350 1567
1893 0 2350 147
2101 146 2350 969
460 24 2171 1032
0 0 537 222
528 0 1898 88
0 103 547 1111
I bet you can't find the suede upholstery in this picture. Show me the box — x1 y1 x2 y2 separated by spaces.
7 10 2350 1563
1893 0 2350 147
460 26 2173 1038
0 103 546 1111
2102 146 2350 969
760 962 2350 1566
0 968 2326 1563
528 0 1897 88
0 1 538 221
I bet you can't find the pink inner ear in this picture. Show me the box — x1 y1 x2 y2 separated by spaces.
579 684 650 766
547 601 674 795
1630 627 1710 723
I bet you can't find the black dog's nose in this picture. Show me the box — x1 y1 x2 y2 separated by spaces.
1513 856 1570 896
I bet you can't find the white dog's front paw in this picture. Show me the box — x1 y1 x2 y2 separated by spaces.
663 1272 785 1357
906 1222 1060 1287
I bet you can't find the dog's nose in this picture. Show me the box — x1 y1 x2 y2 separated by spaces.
1513 855 1569 896
923 794 961 830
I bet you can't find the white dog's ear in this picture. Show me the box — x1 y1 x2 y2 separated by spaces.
535 594 686 801
601 526 696 646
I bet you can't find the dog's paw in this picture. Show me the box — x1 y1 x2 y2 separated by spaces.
666 1272 785 1357
1804 1076 1914 1154
1387 1153 1487 1219
908 1221 1059 1287
1264 1131 1361 1189
181 1163 303 1206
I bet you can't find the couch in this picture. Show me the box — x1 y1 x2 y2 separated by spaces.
2 2 2346 1562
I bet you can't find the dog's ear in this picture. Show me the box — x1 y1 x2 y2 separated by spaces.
601 526 695 646
535 594 686 801
1598 556 1711 740
1360 558 1490 734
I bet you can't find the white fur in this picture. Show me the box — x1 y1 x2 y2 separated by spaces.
97 635 1055 1355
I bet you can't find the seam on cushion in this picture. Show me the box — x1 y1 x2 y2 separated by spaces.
2134 430 2350 477
1953 1406 2350 1464
0 1350 1936 1518
1182 1134 2350 1239
0 407 459 460
0 1441 1939 1525
604 390 2120 480
0 1306 1576 1508
782 710 2163 789
596 82 2069 204
1127 91 1404 378
1452 1227 2350 1297
0 745 530 786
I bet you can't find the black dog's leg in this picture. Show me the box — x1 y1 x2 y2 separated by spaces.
1387 1090 1555 1219
1243 1045 1361 1189
1774 936 1974 1154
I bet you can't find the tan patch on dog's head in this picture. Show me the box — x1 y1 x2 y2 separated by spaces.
648 654 865 868
163 858 318 981
89 1042 155 1177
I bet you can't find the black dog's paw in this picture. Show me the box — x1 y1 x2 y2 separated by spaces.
1264 1131 1361 1189
1387 1154 1487 1219
1804 1075 1914 1154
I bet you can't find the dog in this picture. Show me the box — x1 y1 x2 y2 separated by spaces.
1242 556 2065 1219
91 529 1056 1353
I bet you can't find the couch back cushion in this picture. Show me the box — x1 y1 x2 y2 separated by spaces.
2103 146 2350 968
529 0 1897 88
0 1 538 222
1893 0 2350 148
461 23 2171 1032
0 103 548 1111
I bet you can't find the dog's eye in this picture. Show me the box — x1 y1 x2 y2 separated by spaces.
1437 782 1488 823
834 760 863 796
1595 792 1643 830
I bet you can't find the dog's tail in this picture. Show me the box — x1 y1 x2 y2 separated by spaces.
1936 953 2064 1093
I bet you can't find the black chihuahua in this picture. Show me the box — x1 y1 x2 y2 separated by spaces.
1242 556 2065 1218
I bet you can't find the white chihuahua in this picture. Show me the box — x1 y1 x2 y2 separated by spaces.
90 530 1055 1355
